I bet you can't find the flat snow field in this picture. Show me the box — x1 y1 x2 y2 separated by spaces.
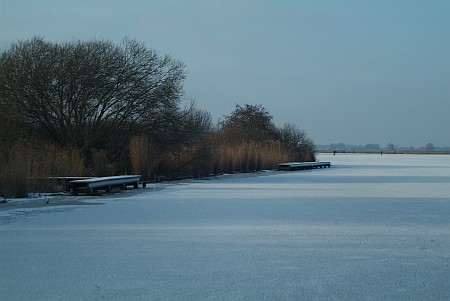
1 154 450 300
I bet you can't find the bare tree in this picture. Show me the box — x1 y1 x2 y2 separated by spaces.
278 123 316 161
0 37 186 151
219 103 278 142
178 101 213 142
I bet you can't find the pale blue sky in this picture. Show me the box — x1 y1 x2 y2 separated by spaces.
1 0 449 147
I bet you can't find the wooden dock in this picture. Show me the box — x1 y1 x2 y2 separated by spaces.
70 175 141 195
57 177 95 192
278 162 331 171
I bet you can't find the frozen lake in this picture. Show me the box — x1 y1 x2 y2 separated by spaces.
1 153 450 300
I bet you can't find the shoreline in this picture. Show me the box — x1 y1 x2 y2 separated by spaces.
318 150 450 155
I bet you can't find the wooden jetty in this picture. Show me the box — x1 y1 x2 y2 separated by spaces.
278 162 331 171
57 177 94 192
70 175 141 195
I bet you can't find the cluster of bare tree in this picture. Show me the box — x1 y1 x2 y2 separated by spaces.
219 104 315 162
1 38 188 146
0 37 315 196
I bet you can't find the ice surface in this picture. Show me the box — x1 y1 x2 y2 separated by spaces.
1 154 450 300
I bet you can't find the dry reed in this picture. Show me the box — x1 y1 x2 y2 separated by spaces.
213 140 292 174
0 142 86 197
129 134 160 181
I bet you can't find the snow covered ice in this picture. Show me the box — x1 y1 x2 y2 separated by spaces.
1 154 450 300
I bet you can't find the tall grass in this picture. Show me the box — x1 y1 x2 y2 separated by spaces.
161 142 212 179
91 149 116 177
129 137 294 181
0 142 85 197
0 135 313 197
0 144 30 198
212 140 292 174
151 139 293 179
129 134 161 181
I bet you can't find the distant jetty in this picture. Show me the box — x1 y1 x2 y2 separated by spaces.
278 162 331 171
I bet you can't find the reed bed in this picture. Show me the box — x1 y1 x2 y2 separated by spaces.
129 134 161 182
0 143 85 197
1 137 311 197
212 140 292 174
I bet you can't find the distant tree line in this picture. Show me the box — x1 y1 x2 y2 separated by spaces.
317 143 449 152
0 37 315 197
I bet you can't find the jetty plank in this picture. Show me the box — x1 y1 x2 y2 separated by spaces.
70 175 141 195
278 162 331 171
